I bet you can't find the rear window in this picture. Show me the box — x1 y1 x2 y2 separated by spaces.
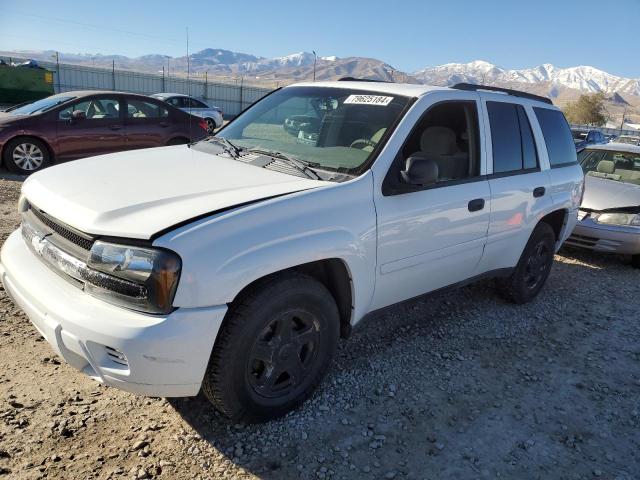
534 108 577 167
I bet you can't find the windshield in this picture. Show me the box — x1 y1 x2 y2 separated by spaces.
212 86 410 174
579 148 640 185
10 96 75 116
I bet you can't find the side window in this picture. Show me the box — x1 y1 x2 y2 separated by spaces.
58 97 120 120
187 98 207 108
534 108 578 167
396 101 480 184
518 106 538 169
166 97 182 108
126 99 168 119
487 101 539 174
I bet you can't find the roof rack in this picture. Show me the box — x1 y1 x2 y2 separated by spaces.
338 77 391 83
451 83 553 105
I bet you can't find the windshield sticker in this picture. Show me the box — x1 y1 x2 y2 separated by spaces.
344 95 394 106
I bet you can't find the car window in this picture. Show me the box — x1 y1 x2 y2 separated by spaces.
397 101 481 184
166 97 183 108
518 106 538 169
487 102 538 174
58 97 120 120
186 98 207 108
126 99 168 119
534 108 577 167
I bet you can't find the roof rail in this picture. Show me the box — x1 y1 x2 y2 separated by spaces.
451 83 553 105
338 77 391 83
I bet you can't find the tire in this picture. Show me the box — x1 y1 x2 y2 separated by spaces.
166 137 189 146
497 222 556 304
202 272 340 423
631 255 640 269
3 137 51 174
205 118 216 135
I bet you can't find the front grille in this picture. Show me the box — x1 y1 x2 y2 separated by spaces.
30 208 94 251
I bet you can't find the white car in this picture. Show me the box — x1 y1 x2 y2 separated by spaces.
1 80 583 422
151 93 223 134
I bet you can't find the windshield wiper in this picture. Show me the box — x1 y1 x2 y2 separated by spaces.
247 148 322 180
208 136 242 158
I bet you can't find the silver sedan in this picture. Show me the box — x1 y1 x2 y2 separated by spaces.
151 93 223 134
566 142 640 267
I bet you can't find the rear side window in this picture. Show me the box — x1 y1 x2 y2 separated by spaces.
534 108 577 167
487 102 539 174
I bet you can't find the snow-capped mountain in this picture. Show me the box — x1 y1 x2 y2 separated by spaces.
413 60 640 97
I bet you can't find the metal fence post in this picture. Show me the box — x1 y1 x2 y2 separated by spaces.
239 76 244 114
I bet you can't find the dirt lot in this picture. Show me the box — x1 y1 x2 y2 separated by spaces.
0 174 639 480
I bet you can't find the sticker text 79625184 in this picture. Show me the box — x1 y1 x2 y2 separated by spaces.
343 95 394 106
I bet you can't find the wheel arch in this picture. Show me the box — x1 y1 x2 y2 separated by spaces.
229 258 354 339
1 134 55 167
538 208 568 248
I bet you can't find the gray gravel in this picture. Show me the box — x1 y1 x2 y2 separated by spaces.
1 174 639 479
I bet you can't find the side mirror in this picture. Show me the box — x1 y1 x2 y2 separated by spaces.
71 110 86 121
400 155 438 186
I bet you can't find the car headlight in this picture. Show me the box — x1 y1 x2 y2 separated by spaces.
87 241 181 314
594 213 640 226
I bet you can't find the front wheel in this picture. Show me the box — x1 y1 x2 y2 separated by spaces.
631 255 640 269
202 272 340 423
3 137 51 174
497 222 556 304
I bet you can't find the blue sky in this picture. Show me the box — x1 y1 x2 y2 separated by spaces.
1 0 638 77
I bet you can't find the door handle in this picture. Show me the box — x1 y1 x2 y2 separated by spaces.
159 122 169 128
109 124 122 130
468 198 485 212
533 187 546 198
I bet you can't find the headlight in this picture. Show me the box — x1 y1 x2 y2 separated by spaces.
594 213 640 226
87 241 181 314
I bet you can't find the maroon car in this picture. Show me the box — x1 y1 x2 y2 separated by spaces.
0 91 208 174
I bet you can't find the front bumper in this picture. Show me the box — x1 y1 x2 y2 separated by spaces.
0 229 227 397
565 217 640 255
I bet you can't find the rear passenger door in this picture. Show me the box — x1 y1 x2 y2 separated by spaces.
476 97 553 272
123 97 172 150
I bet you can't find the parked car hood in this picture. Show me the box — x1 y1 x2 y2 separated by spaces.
582 175 640 211
22 145 330 239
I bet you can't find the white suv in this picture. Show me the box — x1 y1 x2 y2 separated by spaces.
0 80 583 422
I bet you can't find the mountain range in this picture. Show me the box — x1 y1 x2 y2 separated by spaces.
3 48 640 108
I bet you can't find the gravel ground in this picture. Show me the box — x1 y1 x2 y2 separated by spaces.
1 174 639 480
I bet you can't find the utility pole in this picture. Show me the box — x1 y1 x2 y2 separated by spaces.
162 65 165 92
112 59 115 90
55 51 60 93
312 50 317 82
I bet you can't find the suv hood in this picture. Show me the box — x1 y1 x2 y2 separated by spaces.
22 145 329 239
582 175 640 211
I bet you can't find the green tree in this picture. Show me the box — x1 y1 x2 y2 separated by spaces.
562 93 607 126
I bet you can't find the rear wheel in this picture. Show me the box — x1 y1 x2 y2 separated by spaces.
205 118 216 135
631 255 640 269
202 272 339 423
3 137 51 174
497 222 556 304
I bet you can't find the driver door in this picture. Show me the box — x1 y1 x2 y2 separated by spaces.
55 95 125 160
370 93 491 310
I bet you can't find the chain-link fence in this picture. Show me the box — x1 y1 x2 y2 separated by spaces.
1 55 277 116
